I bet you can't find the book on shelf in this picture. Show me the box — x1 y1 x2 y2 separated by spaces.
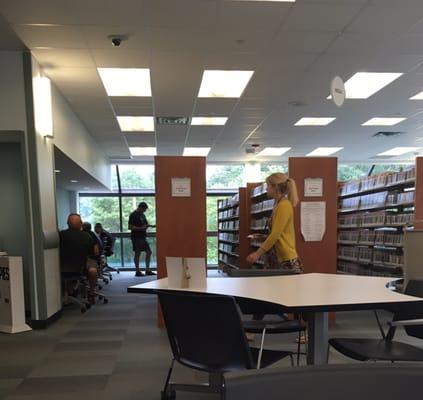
218 220 240 230
339 211 414 228
251 183 267 197
218 232 239 243
218 206 239 220
339 167 416 197
250 199 274 214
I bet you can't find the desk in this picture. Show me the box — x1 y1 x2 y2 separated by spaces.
128 273 423 365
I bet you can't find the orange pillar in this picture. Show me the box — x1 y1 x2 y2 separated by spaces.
154 156 207 325
414 157 423 229
288 157 337 275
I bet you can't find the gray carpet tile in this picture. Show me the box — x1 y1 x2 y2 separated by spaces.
0 272 421 399
28 355 117 378
11 375 109 395
53 340 122 353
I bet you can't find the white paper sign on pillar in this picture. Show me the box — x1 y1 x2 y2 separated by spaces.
304 178 323 197
300 201 326 242
171 178 191 197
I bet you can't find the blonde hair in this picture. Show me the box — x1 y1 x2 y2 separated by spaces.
265 173 299 207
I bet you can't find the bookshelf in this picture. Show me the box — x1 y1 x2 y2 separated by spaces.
337 167 415 277
248 182 272 267
217 192 240 271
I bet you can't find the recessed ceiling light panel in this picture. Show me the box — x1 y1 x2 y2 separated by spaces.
97 68 151 96
117 116 155 132
129 147 157 156
377 147 420 156
183 147 211 156
198 70 254 98
191 117 228 126
307 147 343 156
257 147 291 156
410 91 423 100
295 117 336 126
343 72 402 99
362 117 406 126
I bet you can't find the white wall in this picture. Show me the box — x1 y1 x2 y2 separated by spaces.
0 52 27 131
31 55 111 318
52 86 110 189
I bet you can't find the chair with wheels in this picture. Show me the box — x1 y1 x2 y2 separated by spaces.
158 291 294 400
329 279 423 362
61 273 91 313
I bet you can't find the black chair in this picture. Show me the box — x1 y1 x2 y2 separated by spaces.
237 297 307 366
158 291 294 400
329 279 423 362
224 364 423 400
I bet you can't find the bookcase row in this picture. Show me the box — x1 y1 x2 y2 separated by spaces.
339 190 415 212
338 261 402 277
218 194 239 211
339 167 415 198
218 220 240 231
338 211 414 229
218 206 239 221
338 230 404 247
338 245 403 267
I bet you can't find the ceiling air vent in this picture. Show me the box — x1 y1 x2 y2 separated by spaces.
372 131 405 138
156 116 189 125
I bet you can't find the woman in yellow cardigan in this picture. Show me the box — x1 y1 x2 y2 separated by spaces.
246 172 303 273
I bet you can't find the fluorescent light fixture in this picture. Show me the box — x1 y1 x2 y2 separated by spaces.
54 169 61 173
70 180 79 183
377 147 420 156
97 68 151 96
307 147 343 156
129 147 157 156
198 70 254 98
362 117 406 126
343 72 402 99
410 91 423 100
117 116 155 132
257 147 291 156
191 117 228 126
183 147 211 156
33 76 53 137
295 117 336 126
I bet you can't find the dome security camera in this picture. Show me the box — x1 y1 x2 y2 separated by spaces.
111 37 122 47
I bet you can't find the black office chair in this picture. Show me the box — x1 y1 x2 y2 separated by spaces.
158 291 294 400
237 298 307 366
329 279 423 362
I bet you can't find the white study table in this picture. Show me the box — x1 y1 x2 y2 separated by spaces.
128 273 423 365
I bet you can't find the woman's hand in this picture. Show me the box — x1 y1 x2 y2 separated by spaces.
246 251 261 264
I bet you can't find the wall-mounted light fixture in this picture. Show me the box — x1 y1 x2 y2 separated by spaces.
33 76 53 138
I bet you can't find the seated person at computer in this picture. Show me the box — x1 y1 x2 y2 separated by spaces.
59 214 98 302
246 173 303 273
94 223 115 257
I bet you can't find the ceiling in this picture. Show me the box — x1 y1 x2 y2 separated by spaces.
2 0 423 163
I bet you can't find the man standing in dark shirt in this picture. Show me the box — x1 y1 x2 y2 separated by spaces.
128 202 155 276
59 214 98 301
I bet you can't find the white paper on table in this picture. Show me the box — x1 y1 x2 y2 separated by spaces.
171 177 191 197
300 201 326 242
166 257 207 289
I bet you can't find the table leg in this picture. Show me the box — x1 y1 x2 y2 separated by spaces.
307 311 328 365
